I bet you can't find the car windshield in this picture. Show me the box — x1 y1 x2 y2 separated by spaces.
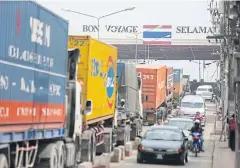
229 102 234 112
197 88 207 91
145 130 182 141
168 120 194 130
181 102 203 108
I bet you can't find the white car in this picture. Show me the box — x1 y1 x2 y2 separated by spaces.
196 85 213 100
179 95 207 126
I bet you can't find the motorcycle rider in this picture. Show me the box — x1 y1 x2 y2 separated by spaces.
194 111 203 122
191 120 204 152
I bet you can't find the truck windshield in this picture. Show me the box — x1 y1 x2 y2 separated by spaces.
181 102 203 108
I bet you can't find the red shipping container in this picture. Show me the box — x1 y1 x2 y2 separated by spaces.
136 64 167 111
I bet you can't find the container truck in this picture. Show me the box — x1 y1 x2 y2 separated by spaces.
117 63 143 141
136 64 167 125
166 67 174 113
166 67 174 101
0 2 117 167
173 69 184 106
183 75 191 93
68 35 122 160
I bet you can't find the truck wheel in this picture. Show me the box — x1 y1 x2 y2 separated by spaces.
0 154 9 168
49 147 58 168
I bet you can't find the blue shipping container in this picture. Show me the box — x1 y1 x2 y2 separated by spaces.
0 1 69 104
0 1 69 143
117 63 125 84
173 69 183 83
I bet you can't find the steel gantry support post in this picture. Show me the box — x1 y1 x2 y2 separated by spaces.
234 52 240 168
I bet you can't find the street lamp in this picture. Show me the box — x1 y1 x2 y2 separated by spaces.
62 7 135 40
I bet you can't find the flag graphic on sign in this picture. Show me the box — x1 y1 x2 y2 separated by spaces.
142 25 172 45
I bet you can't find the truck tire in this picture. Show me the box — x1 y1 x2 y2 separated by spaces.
49 147 58 168
0 154 9 168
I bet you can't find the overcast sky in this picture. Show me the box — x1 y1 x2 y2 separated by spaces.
37 0 218 82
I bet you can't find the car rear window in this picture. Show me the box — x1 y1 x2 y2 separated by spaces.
168 120 194 130
145 130 182 141
181 102 203 108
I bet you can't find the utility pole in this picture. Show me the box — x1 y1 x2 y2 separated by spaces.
203 60 205 82
199 60 201 82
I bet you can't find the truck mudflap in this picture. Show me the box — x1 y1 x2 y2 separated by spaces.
130 118 142 140
116 124 131 146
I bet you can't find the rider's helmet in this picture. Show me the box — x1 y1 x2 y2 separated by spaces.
194 119 200 126
196 111 200 116
121 99 125 103
120 99 125 107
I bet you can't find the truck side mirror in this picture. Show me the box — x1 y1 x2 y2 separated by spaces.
84 100 92 115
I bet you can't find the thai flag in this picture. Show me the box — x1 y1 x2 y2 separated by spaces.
142 25 172 45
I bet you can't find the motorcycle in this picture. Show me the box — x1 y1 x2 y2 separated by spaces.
192 132 201 157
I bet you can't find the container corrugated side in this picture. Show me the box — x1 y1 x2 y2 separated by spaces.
156 66 166 108
69 36 117 124
173 69 181 83
0 1 68 134
117 63 125 85
136 67 158 110
117 63 139 115
167 67 173 93
124 64 139 116
173 83 180 96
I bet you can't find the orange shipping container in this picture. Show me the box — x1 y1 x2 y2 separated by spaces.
173 81 184 96
166 67 174 95
136 64 167 111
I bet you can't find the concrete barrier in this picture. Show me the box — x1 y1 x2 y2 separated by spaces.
133 137 141 150
125 142 133 156
93 153 111 168
118 146 125 160
77 162 92 168
111 147 121 163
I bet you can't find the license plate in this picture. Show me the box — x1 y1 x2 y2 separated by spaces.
156 154 163 159
147 116 154 120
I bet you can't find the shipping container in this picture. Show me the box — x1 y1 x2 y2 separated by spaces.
166 67 174 97
173 81 184 96
136 64 167 111
117 63 139 117
68 36 117 124
173 69 183 83
0 1 68 140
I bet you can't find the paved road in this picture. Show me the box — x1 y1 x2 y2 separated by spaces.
111 102 216 168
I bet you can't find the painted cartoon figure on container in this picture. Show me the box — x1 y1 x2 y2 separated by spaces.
106 56 115 109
